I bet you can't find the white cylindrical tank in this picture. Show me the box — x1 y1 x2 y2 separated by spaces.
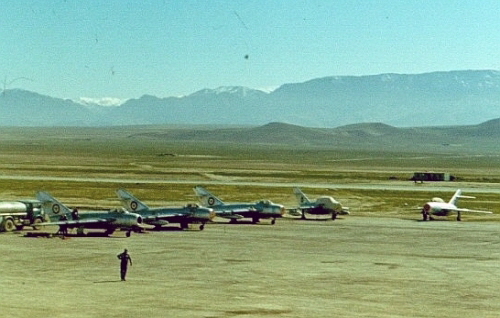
0 202 28 213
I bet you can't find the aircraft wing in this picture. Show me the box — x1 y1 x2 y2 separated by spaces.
287 209 302 217
215 207 254 213
219 214 245 219
143 212 189 221
339 207 350 215
40 218 115 227
224 208 253 213
142 219 170 226
215 211 245 219
455 208 492 214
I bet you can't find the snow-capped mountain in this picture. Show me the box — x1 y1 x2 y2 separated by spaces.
1 70 500 127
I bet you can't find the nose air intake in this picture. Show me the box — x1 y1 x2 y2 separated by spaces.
423 203 431 212
208 209 216 221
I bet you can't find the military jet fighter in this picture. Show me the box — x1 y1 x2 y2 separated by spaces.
421 189 492 221
35 191 144 237
291 187 349 220
116 189 215 230
193 186 285 224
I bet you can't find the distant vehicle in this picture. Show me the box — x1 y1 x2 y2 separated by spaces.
291 187 349 220
411 172 454 182
193 186 285 224
36 191 144 237
0 200 44 232
421 189 492 221
116 189 215 230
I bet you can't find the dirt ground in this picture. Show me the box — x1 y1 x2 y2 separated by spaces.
1 216 500 318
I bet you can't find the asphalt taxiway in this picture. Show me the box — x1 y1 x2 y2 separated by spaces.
1 216 499 317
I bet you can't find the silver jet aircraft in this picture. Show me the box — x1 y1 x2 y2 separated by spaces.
36 191 144 237
421 189 492 221
291 187 349 220
193 186 285 224
116 189 215 230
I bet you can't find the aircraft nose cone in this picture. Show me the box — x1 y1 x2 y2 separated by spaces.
423 203 431 212
208 209 216 220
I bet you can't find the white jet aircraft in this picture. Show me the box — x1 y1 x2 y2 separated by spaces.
421 189 492 221
291 187 349 220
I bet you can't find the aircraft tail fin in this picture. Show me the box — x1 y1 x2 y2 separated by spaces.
193 186 225 206
35 191 72 219
293 187 311 204
449 189 475 205
116 189 150 212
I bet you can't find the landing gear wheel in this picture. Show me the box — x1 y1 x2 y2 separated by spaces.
301 210 306 220
76 227 85 236
126 231 131 237
271 219 276 225
2 219 15 232
252 217 259 224
32 217 43 230
331 213 337 220
200 224 205 231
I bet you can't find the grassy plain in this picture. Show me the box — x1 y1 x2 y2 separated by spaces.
0 126 500 219
1 126 500 317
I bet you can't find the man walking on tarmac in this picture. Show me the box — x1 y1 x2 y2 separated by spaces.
117 249 132 281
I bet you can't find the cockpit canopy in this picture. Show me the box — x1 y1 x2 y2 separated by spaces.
258 200 273 206
110 208 127 213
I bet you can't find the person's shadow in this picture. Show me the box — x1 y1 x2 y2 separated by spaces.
93 280 123 283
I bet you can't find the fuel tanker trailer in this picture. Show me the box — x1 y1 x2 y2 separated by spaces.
0 200 44 232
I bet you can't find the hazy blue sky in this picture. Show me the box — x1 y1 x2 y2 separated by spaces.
1 1 499 101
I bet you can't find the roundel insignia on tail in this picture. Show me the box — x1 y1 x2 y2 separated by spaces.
130 201 138 211
52 204 61 214
207 197 215 206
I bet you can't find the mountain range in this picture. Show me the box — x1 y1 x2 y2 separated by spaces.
1 70 500 127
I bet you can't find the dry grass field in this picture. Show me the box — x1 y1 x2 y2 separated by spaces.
1 126 500 317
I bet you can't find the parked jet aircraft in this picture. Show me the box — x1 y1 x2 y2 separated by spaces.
421 189 492 221
291 187 349 220
116 189 215 230
35 191 144 237
193 186 285 224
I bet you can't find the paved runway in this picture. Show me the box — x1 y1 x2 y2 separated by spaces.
1 174 499 194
